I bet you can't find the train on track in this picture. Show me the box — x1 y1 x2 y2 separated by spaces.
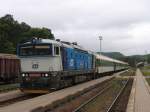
17 38 129 93
0 53 20 84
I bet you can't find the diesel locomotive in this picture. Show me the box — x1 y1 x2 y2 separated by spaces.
17 38 128 93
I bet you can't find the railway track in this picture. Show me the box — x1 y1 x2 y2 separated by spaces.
106 79 130 112
72 78 131 112
106 79 131 112
0 83 19 93
0 94 40 107
72 85 112 112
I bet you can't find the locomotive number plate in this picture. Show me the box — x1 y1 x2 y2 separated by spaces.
29 74 41 77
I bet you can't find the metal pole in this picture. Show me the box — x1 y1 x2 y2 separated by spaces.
99 36 103 74
99 36 103 54
145 50 148 65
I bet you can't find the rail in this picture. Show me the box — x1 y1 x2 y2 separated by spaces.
72 84 112 112
72 79 129 112
106 78 129 112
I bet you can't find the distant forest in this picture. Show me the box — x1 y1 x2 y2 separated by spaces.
0 14 55 54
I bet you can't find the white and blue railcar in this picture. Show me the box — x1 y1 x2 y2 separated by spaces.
17 38 95 93
17 38 128 93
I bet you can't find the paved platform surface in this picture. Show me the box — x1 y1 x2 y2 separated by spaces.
0 71 124 112
127 69 150 112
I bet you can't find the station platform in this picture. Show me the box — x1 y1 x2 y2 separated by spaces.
127 69 150 112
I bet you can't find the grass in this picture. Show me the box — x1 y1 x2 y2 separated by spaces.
142 71 150 76
146 78 150 85
0 83 19 93
141 66 150 76
120 69 135 76
143 66 150 70
140 66 150 76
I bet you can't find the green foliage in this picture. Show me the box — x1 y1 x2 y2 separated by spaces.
146 54 150 64
24 27 54 39
146 78 150 85
143 71 150 76
0 39 15 53
0 14 55 54
141 66 150 76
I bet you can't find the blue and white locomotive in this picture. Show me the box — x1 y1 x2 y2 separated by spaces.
17 38 128 93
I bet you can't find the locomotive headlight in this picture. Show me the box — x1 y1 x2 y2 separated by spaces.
45 73 48 77
22 74 25 77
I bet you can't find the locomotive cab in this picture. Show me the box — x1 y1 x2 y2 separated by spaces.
18 38 63 93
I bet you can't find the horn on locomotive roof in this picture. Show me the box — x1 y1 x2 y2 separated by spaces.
61 41 71 45
31 37 42 43
56 39 61 42
72 42 77 45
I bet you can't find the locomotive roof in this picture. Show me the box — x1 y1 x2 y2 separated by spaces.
41 39 62 45
61 41 74 48
61 40 88 51
22 38 62 46
72 44 88 52
20 38 128 65
0 53 18 59
21 38 87 51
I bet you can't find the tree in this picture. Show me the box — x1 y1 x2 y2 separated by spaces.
24 27 54 39
0 14 55 54
0 38 15 53
146 55 150 64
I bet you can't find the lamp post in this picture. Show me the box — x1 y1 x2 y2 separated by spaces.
99 36 103 54
145 50 148 65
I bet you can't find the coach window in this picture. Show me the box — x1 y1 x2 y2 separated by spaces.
54 46 60 55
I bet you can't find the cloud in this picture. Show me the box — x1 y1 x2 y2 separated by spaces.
0 0 150 55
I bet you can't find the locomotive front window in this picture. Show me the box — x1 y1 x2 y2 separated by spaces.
19 44 52 56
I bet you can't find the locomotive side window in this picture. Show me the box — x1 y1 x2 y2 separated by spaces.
54 46 60 55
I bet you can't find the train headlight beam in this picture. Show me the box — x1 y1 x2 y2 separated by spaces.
45 73 48 77
22 74 25 77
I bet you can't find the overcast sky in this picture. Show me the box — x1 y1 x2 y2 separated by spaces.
0 0 150 56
